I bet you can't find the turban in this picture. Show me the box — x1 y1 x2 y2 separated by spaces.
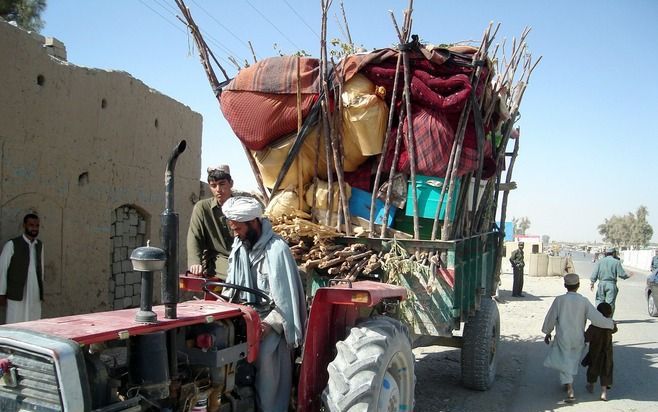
222 196 262 222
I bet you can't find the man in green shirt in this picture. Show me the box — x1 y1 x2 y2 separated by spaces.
509 242 525 297
186 165 236 279
590 247 632 314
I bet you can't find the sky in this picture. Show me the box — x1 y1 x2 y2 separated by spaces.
40 0 658 243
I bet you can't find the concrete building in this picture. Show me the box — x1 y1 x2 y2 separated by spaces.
0 20 203 320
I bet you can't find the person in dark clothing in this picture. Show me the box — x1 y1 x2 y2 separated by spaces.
0 213 44 323
582 302 617 401
510 242 525 297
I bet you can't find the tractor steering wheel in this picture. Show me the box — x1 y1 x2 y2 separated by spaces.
202 281 272 306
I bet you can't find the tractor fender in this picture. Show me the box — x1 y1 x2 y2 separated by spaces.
296 281 406 411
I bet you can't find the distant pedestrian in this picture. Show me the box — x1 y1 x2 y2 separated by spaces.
582 302 617 402
0 213 45 323
590 247 631 315
542 273 615 403
510 241 525 297
651 249 658 273
564 253 575 274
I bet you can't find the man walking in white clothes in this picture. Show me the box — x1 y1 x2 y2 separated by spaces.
0 213 44 323
542 273 614 403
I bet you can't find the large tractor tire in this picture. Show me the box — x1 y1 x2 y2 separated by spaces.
323 316 415 412
461 297 500 391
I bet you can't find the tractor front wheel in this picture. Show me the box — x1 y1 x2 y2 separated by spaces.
323 316 415 412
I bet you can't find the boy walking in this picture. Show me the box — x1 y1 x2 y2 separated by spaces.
582 302 617 401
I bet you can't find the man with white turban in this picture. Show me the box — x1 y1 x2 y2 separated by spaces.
221 196 306 412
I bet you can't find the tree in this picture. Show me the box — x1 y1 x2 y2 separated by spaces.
0 0 47 32
513 216 531 235
598 206 653 248
630 206 653 247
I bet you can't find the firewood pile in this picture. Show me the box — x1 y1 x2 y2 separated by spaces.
271 214 446 281
271 214 386 280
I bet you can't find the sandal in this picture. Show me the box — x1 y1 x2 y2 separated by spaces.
565 386 575 403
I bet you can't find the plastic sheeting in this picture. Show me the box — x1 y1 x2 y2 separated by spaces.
253 127 327 189
341 74 388 159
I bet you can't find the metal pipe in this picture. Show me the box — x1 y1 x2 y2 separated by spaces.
161 140 186 319
135 272 156 323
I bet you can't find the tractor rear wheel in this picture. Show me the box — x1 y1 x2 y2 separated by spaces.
323 316 415 412
461 297 500 390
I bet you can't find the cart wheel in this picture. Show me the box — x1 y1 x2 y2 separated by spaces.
323 316 415 412
461 297 500 390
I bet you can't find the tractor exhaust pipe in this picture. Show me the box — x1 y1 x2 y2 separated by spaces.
161 140 186 320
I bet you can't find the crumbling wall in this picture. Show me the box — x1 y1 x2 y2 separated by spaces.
0 20 203 319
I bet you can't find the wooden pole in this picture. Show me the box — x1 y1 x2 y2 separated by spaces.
296 56 304 211
379 103 407 238
401 46 420 239
340 0 353 48
440 24 494 240
248 40 258 64
391 1 417 238
331 63 352 233
319 0 351 234
369 51 403 235
174 0 269 203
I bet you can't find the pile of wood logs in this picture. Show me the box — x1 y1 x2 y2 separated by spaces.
270 215 385 280
300 242 383 281
271 214 447 281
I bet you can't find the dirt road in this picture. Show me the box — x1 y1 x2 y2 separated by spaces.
412 253 658 412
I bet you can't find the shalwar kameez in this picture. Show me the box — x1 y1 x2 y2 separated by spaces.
222 197 306 412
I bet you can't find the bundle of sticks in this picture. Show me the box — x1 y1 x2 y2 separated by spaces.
270 214 383 280
269 214 340 244
273 215 448 282
301 242 383 281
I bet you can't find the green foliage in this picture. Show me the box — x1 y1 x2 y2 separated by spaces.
598 206 653 248
0 0 47 32
272 39 364 60
329 38 360 59
272 42 310 57
512 216 530 235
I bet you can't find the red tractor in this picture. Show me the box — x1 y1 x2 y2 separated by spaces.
0 141 413 412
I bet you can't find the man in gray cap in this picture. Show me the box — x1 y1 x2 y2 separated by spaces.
186 165 236 278
542 273 615 403
509 241 525 297
590 247 632 315
221 196 306 412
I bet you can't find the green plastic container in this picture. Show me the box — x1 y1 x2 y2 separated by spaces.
405 175 461 220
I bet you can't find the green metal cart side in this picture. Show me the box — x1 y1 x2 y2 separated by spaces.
337 230 502 390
